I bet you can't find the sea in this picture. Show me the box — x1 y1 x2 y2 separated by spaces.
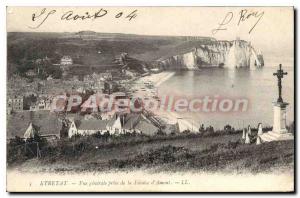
157 61 294 130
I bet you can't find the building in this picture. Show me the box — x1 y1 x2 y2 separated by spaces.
68 114 123 137
7 111 63 141
60 56 73 65
106 115 123 135
68 119 109 137
99 72 112 81
38 97 52 110
7 96 24 112
122 113 142 133
122 113 159 136
68 120 78 137
83 72 106 92
29 96 52 111
29 104 37 111
23 122 39 140
103 81 118 94
135 120 159 136
67 112 162 138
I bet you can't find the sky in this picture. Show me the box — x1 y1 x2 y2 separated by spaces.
7 7 294 59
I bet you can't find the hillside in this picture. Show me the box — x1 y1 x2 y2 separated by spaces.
7 32 264 79
7 32 216 78
8 133 294 174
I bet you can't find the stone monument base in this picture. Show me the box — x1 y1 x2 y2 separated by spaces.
260 131 294 142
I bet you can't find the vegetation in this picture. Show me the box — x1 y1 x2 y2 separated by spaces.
108 141 293 173
7 128 294 174
7 32 216 79
7 135 47 164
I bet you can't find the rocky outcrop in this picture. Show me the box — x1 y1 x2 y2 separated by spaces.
159 39 264 70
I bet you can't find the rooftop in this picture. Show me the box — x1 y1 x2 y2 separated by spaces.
7 111 62 139
77 120 109 131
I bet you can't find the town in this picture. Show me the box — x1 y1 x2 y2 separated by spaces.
7 51 183 140
6 31 294 176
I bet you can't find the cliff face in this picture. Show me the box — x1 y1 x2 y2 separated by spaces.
159 40 264 69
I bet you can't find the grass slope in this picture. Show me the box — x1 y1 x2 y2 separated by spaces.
9 133 294 174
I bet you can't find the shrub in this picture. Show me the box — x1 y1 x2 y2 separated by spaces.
7 135 48 165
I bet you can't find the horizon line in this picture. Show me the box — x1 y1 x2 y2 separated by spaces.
7 31 251 43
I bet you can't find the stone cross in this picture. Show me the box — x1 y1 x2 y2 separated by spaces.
273 64 288 103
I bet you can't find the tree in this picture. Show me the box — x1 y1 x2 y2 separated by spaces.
23 94 37 110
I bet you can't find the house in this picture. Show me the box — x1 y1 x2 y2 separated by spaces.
7 111 63 140
30 96 52 111
7 99 13 115
29 104 37 111
106 115 123 135
122 113 159 136
122 113 142 133
7 106 12 115
67 112 164 138
68 113 125 137
99 72 112 81
7 96 24 112
135 120 159 136
82 73 106 92
60 56 73 65
68 113 123 137
37 98 51 110
35 56 50 65
23 122 39 140
38 99 47 110
68 119 109 138
103 81 118 94
68 120 80 137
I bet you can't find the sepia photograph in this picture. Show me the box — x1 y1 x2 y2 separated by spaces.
5 6 295 192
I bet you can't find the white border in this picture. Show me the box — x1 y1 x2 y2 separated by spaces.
0 0 298 197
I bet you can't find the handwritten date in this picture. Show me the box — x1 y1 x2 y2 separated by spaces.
29 8 138 29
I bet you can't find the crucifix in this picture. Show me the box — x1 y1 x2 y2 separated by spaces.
273 64 288 103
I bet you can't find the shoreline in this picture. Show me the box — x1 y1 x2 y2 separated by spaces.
137 71 175 86
133 71 197 132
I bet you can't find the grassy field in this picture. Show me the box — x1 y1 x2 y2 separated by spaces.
8 132 294 174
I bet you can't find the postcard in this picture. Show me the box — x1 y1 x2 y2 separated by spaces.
6 7 294 192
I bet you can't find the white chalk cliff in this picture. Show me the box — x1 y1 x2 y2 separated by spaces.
159 39 264 69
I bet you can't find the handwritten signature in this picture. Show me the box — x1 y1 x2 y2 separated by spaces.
212 9 264 35
29 8 138 29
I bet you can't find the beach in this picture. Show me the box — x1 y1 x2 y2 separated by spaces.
142 72 176 87
130 71 197 132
